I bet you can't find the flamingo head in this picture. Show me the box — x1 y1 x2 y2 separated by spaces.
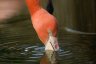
45 30 59 51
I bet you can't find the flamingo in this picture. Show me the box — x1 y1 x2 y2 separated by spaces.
26 0 59 51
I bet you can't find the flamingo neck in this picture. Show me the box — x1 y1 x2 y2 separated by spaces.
26 0 41 15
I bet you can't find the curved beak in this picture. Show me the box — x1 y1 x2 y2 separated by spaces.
45 30 59 51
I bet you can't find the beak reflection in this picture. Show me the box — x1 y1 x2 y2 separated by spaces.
40 51 59 64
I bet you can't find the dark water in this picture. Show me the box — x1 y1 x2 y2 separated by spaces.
0 0 96 64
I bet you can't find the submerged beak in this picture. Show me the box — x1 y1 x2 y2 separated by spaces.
40 51 58 64
45 30 59 51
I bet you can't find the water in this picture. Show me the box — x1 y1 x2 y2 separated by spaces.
0 19 96 64
0 0 96 64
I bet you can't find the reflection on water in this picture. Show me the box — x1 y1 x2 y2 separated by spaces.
0 0 96 64
40 51 59 64
0 20 96 64
0 20 71 64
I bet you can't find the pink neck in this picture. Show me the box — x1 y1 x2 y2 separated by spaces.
26 0 41 15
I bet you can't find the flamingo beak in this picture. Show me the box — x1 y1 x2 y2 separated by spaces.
45 30 59 51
